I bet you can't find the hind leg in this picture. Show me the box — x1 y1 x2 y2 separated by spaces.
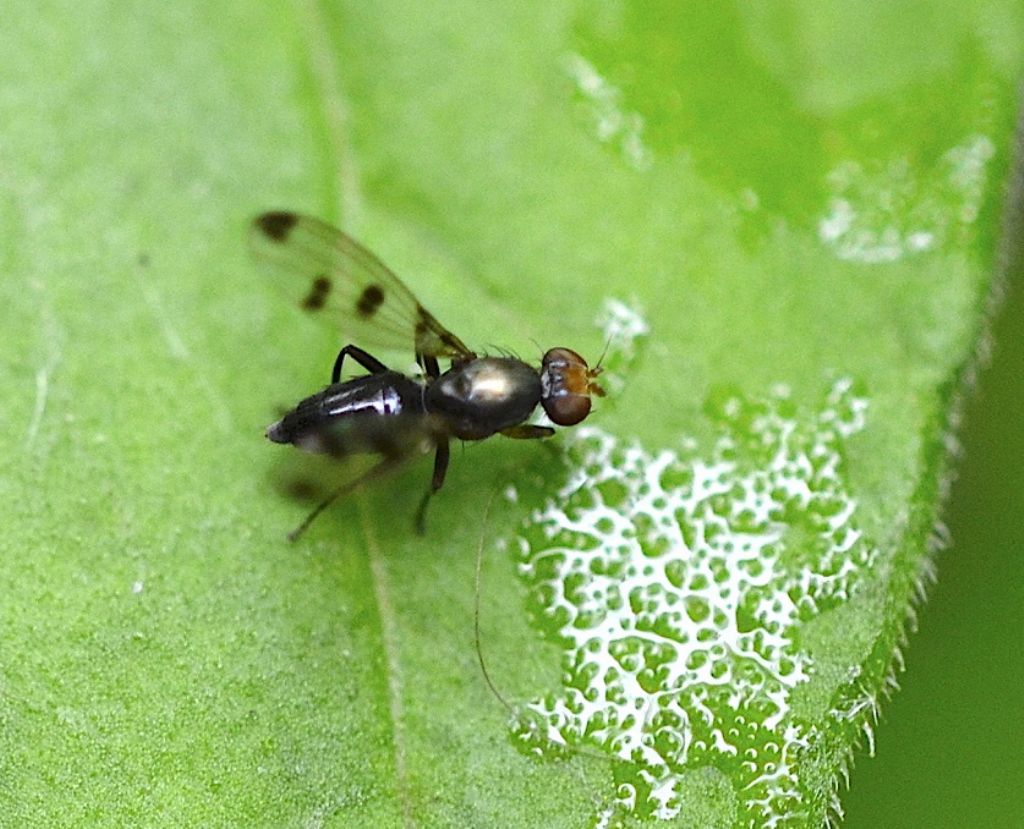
332 344 389 383
414 438 450 534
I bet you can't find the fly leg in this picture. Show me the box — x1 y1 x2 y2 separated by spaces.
500 425 555 439
287 453 408 542
332 344 390 383
412 351 449 533
419 353 441 380
414 437 449 535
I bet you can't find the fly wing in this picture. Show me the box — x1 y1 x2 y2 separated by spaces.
281 411 448 460
250 211 474 360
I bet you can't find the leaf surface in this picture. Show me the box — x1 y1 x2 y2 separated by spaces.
2 2 1022 826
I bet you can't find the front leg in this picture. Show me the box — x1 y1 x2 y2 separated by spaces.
414 437 450 534
500 425 556 440
332 344 390 383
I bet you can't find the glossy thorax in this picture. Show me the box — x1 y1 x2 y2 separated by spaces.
426 357 541 440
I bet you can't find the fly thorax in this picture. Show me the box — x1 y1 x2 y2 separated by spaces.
426 357 542 439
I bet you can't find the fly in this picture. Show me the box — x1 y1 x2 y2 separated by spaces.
251 211 605 539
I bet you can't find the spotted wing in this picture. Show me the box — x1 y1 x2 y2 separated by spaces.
250 211 473 360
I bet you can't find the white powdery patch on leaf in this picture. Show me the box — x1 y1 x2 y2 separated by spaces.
510 379 871 825
593 298 649 396
565 52 652 172
818 133 995 263
596 297 649 352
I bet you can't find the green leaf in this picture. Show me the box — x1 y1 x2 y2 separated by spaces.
3 2 1022 827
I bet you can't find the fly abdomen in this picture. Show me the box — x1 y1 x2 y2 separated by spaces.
267 371 424 452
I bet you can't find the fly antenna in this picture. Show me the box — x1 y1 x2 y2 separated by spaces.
594 332 614 373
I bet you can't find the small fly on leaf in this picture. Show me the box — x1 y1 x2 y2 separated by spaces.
251 211 605 538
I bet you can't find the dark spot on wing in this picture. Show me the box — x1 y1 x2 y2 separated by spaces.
356 284 385 318
415 305 469 356
283 479 320 500
302 275 332 311
256 211 299 242
415 313 429 342
439 331 462 350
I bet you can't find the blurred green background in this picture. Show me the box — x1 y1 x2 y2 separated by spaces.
845 178 1024 825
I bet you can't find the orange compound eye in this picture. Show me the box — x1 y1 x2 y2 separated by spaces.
541 348 596 426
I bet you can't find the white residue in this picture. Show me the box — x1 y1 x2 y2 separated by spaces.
566 53 652 172
593 297 649 394
509 378 873 825
818 134 995 263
